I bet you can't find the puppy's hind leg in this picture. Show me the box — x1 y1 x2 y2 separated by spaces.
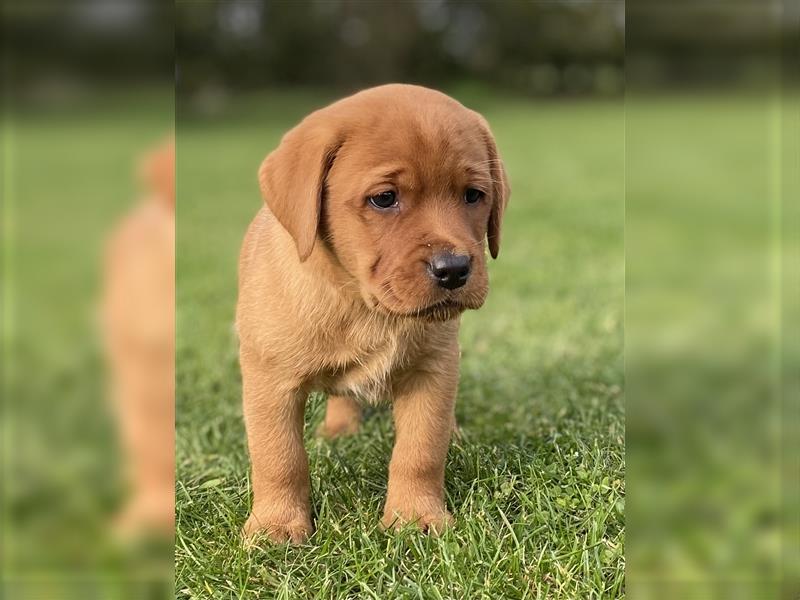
317 394 362 439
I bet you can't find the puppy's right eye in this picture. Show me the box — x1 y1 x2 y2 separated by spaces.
368 191 397 209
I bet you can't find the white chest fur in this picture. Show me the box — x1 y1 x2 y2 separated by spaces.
314 318 422 404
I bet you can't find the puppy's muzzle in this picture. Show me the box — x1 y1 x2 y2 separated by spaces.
427 252 471 290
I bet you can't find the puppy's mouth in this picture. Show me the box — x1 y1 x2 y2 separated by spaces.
370 280 485 321
373 295 471 322
406 299 466 320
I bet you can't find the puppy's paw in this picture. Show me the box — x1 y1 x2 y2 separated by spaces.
112 494 174 541
242 503 312 545
381 498 453 535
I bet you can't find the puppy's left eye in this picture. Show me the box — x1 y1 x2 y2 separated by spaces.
464 188 484 204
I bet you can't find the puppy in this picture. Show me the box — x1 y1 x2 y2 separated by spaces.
103 138 175 537
236 84 509 543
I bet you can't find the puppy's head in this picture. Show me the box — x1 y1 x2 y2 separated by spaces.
259 84 510 320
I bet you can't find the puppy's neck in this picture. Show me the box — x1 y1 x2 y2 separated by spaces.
303 236 368 308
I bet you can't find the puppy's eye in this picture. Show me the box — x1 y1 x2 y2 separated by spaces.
464 188 484 204
368 191 397 209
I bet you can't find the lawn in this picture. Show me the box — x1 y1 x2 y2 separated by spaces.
4 90 174 598
625 92 794 597
175 88 625 599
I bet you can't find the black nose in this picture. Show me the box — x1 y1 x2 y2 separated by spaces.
428 253 471 290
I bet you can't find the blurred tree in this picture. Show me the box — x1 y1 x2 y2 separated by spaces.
175 0 625 95
4 0 792 96
5 0 173 88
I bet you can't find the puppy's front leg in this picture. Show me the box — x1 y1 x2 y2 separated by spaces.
241 349 311 544
382 350 458 534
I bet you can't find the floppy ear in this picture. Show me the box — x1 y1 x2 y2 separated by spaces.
258 118 342 261
476 116 510 259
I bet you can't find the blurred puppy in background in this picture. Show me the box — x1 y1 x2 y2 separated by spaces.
102 138 175 538
237 85 509 543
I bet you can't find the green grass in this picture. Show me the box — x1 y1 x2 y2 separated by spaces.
175 88 625 599
4 90 174 598
624 92 796 597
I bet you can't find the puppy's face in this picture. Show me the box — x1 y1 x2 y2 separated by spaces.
325 118 495 319
259 85 510 320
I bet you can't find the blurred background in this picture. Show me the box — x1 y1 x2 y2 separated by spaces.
3 2 174 599
176 0 623 97
2 0 798 598
626 2 797 599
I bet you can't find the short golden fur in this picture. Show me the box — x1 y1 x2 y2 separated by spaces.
236 84 509 542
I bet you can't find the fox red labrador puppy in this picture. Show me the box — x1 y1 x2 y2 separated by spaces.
237 84 509 543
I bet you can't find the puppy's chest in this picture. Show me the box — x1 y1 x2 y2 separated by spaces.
315 326 419 404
